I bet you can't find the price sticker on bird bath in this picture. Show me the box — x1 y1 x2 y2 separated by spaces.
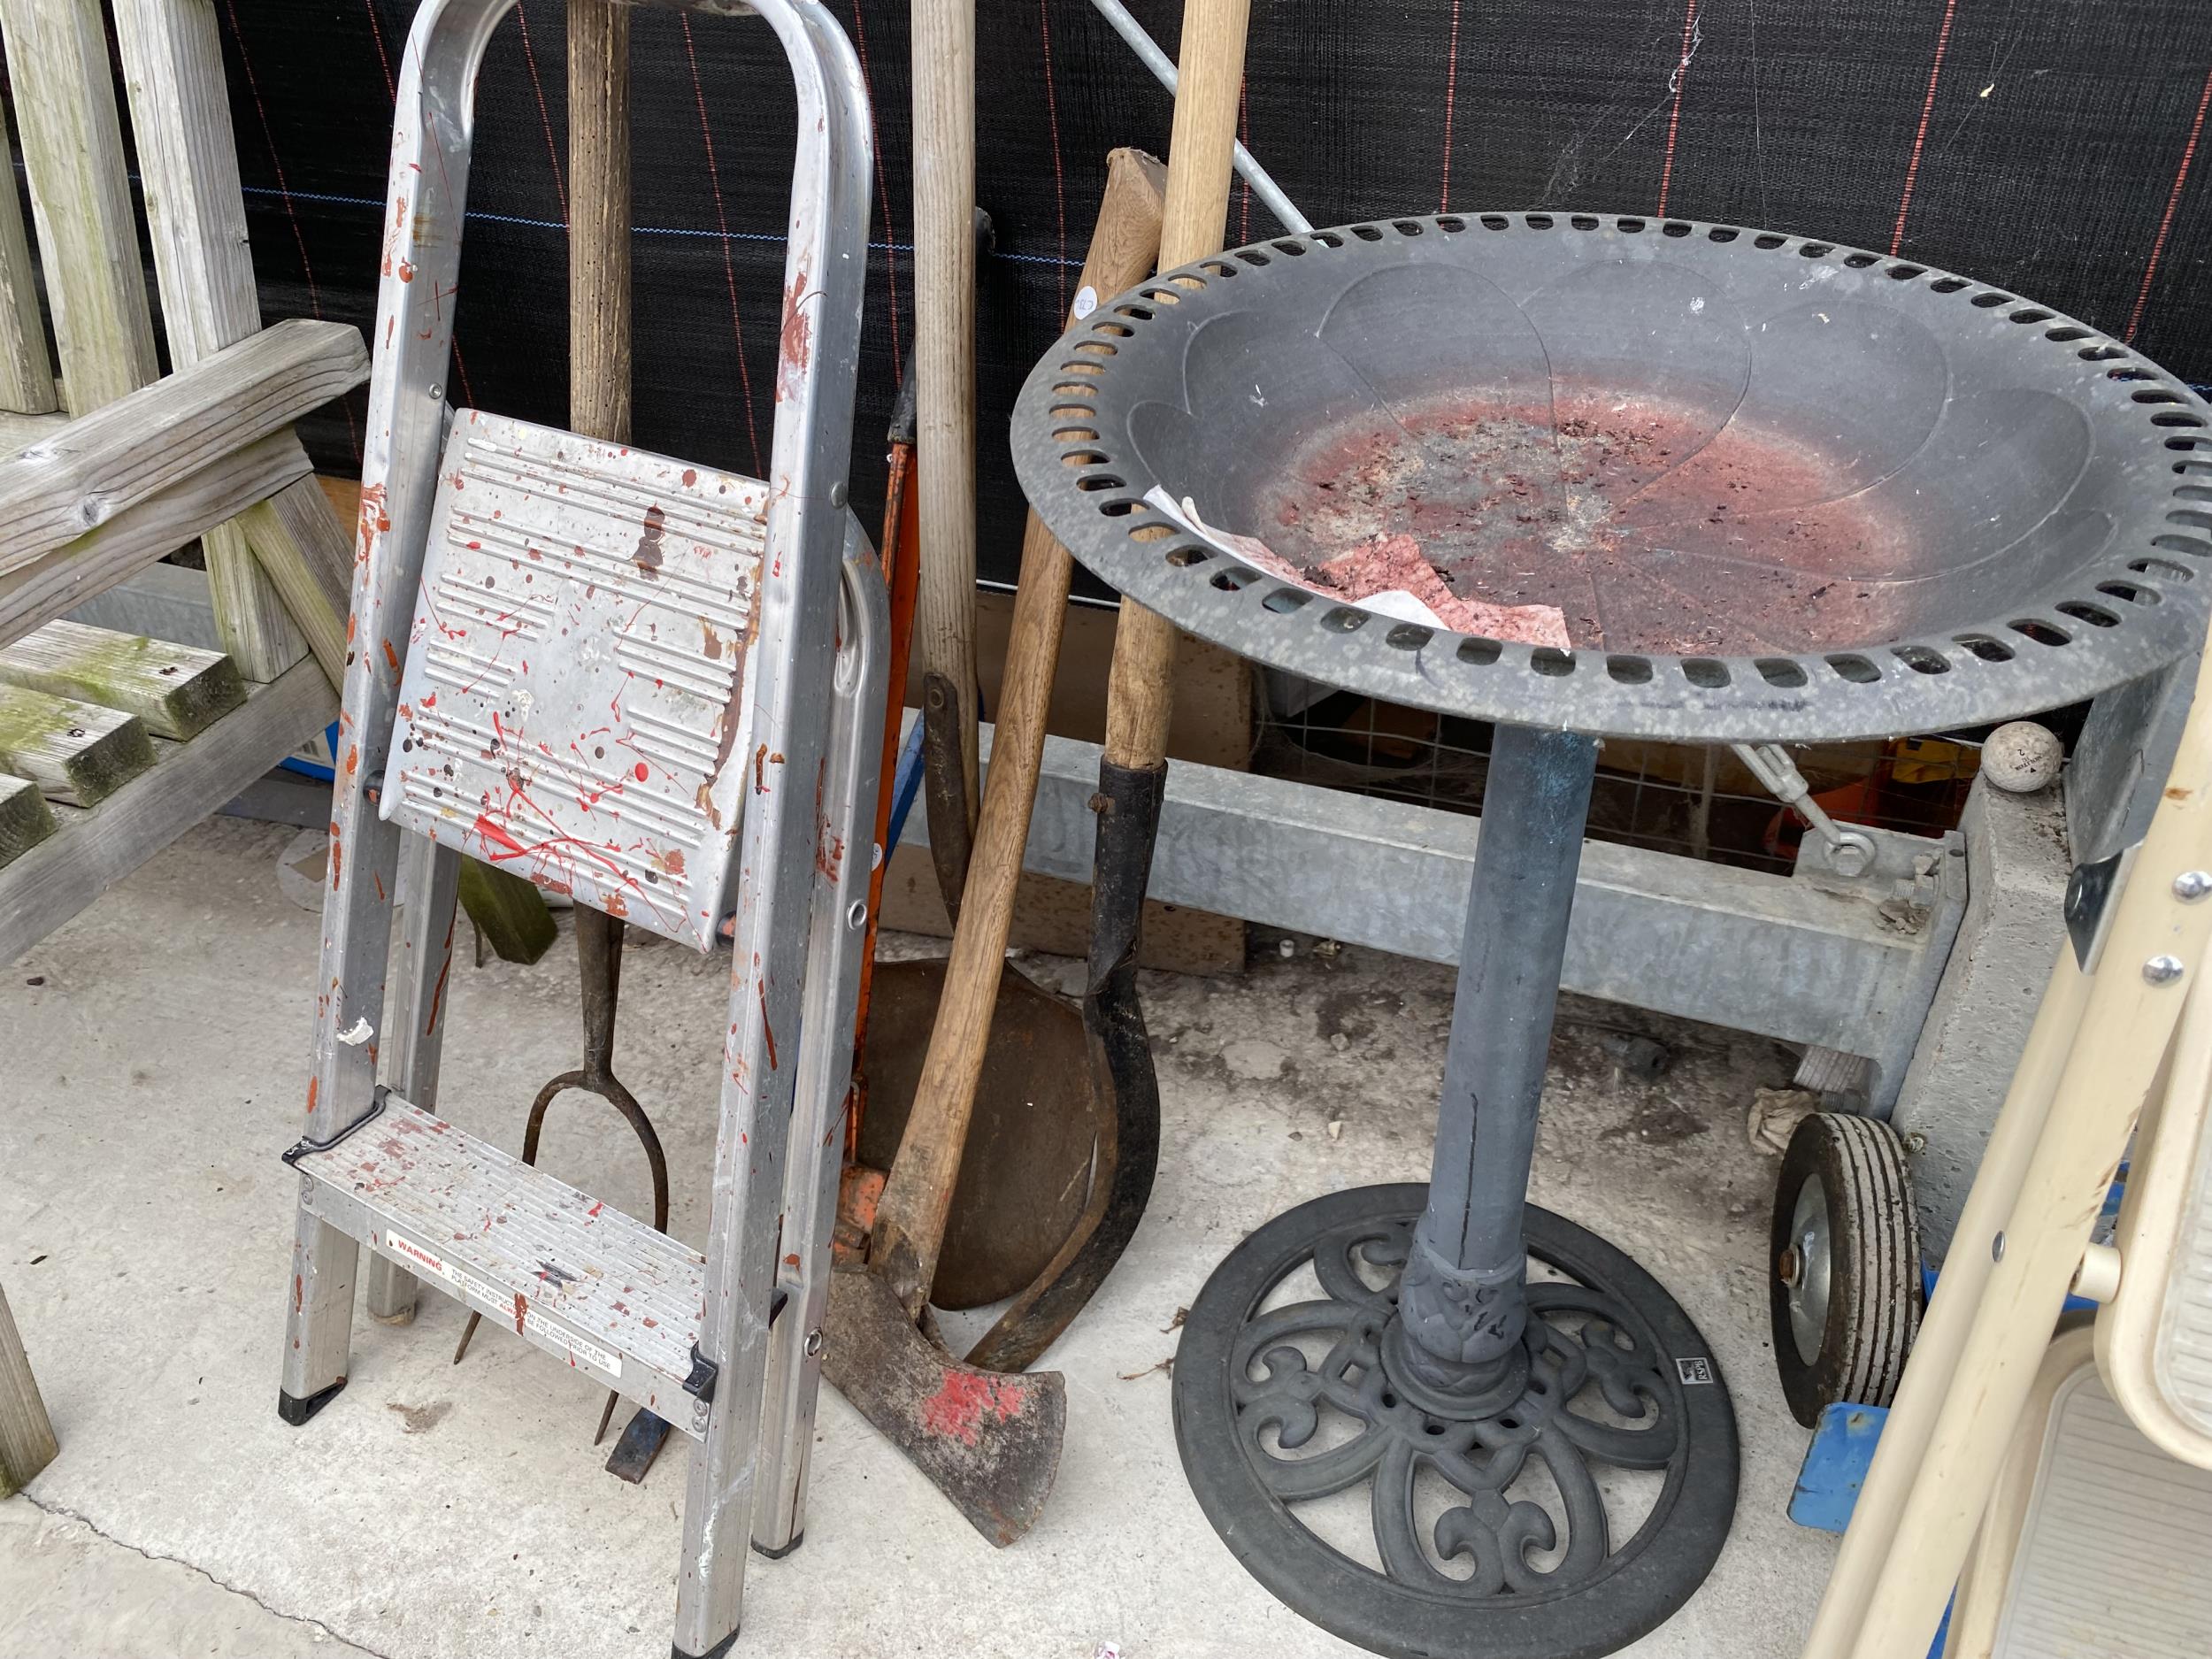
1676 1356 1717 1386
380 1229 623 1380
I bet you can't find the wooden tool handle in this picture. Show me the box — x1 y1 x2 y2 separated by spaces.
910 0 981 837
872 150 1171 1317
1100 0 1253 772
568 0 630 449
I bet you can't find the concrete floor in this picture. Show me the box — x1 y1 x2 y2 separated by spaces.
1 816 1837 1659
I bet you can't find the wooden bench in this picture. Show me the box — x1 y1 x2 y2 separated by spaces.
0 0 368 963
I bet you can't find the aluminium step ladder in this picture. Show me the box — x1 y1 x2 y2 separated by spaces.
274 4 877 1655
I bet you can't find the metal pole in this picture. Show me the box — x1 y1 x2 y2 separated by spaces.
1395 723 1600 1388
1086 0 1311 235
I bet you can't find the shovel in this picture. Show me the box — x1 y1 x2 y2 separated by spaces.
823 145 1171 1542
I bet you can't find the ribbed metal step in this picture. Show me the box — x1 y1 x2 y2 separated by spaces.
293 1091 708 1435
382 410 768 950
1992 1360 2212 1656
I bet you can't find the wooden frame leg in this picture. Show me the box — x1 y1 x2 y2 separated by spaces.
1 1284 58 1497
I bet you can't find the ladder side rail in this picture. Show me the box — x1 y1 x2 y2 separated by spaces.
280 0 514 1417
674 2 873 1651
364 835 465 1325
752 528 888 1554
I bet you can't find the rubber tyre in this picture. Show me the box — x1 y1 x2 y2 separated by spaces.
1770 1112 1924 1427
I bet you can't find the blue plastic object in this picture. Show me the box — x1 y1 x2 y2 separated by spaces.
1791 1403 1954 1655
885 714 926 854
1790 1401 1890 1534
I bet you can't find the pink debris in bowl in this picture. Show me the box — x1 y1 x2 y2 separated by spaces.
1314 534 1571 648
1147 488 1571 649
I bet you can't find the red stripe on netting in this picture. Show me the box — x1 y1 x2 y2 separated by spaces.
680 16 764 476
1440 0 1463 212
223 0 358 459
847 0 901 382
1039 0 1069 316
2127 65 2212 342
513 2 569 223
361 0 396 98
1654 0 1701 219
1238 81 1252 243
1888 0 1958 257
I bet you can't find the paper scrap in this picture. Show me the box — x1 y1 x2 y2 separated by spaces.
1144 489 1571 647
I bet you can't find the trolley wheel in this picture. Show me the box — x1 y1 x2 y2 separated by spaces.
1770 1110 1924 1427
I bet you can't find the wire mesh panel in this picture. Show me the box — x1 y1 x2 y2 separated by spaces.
1254 680 1980 873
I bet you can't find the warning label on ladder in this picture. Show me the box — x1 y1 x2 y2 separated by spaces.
380 1229 624 1380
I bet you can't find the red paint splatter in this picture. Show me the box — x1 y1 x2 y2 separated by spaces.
344 744 359 777
294 1273 303 1312
920 1371 1030 1446
425 944 453 1037
634 761 649 781
759 979 777 1070
381 639 400 673
306 1076 319 1114
472 813 526 858
681 467 698 487
512 1292 528 1335
776 267 814 404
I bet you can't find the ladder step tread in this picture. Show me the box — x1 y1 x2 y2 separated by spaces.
385 411 768 950
295 1094 704 1429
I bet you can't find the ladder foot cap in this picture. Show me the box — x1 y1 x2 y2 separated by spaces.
752 1531 803 1561
672 1633 739 1659
277 1379 347 1426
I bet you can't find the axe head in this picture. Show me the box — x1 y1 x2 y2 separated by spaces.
823 1266 1066 1545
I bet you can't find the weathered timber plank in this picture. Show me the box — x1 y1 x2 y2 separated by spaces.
0 658 334 964
0 124 56 415
65 562 222 651
111 0 259 357
113 0 311 680
0 772 55 868
240 473 355 687
0 1285 58 1498
0 683 157 805
0 618 244 739
0 411 67 459
0 320 365 573
0 0 159 414
0 430 310 649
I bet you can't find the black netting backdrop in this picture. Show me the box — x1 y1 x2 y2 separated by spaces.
178 2 2212 584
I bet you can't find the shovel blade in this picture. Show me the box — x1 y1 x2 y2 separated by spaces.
823 1268 1065 1546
